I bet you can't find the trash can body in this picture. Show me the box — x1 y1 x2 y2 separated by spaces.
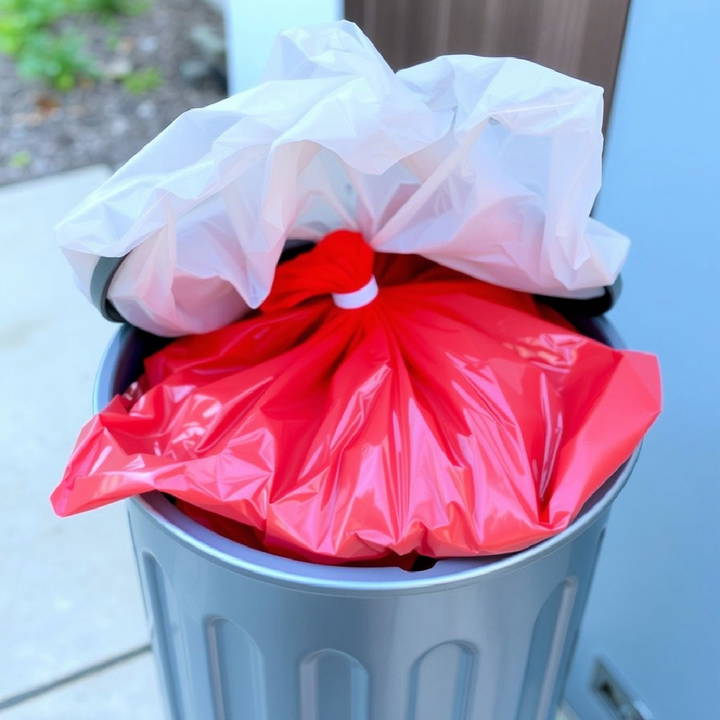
96 321 635 720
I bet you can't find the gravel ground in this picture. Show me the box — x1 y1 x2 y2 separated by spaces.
0 0 226 186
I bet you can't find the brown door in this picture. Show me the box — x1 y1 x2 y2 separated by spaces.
345 0 631 129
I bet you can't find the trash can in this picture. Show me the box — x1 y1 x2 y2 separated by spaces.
94 314 637 720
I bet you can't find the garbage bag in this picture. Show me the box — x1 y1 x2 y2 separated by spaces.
57 20 627 336
52 232 661 564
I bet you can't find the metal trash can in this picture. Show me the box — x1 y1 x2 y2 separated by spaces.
95 316 636 720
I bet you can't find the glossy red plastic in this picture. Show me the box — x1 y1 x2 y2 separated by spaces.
52 232 661 564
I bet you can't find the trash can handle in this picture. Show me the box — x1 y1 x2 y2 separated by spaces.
88 240 318 326
536 275 622 318
90 254 128 323
90 249 622 326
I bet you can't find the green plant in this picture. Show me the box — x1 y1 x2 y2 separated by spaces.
8 150 32 169
0 1 66 56
103 15 121 50
0 0 151 90
85 0 150 15
16 30 98 89
0 0 73 37
122 66 162 94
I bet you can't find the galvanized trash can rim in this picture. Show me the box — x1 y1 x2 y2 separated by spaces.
127 449 634 596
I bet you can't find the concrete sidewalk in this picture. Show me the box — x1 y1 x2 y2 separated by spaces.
0 167 162 718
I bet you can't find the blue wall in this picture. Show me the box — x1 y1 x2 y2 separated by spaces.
566 1 720 717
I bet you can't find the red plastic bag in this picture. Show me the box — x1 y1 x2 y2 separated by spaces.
52 232 661 564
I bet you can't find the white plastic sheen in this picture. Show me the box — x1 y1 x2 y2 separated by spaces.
57 21 627 336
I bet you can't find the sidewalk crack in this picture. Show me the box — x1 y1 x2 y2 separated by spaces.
0 643 152 712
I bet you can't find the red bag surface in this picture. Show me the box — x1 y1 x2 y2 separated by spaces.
52 232 661 563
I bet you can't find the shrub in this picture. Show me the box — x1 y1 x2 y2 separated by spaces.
15 30 98 90
0 0 151 90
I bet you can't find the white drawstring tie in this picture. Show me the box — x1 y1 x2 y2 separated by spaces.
332 276 378 308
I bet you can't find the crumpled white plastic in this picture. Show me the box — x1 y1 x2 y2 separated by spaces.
57 20 628 336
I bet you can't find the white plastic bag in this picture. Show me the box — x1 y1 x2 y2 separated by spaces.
57 21 628 336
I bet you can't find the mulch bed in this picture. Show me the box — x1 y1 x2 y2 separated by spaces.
0 0 226 186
